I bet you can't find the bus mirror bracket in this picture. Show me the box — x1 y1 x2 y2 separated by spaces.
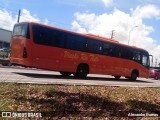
149 55 153 67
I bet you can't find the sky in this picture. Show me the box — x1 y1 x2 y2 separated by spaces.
0 0 160 66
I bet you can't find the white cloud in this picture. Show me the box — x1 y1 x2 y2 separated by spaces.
0 8 40 31
44 18 49 25
0 9 16 30
20 9 40 23
101 0 114 7
72 20 87 33
72 5 160 65
131 5 160 20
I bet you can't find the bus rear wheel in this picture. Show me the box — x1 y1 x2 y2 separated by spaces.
60 72 71 77
74 64 89 78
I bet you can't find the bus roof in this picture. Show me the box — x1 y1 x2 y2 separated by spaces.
15 22 148 52
85 34 119 43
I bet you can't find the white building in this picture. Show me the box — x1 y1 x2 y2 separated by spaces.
0 28 12 48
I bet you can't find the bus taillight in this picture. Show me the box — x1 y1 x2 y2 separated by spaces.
23 47 27 58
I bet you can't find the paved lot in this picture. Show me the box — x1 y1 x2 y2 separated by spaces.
0 67 160 87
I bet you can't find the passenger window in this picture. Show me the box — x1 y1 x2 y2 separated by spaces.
103 43 114 56
121 48 133 59
133 52 141 62
87 39 102 54
66 34 86 51
52 30 65 48
113 46 121 57
32 25 65 47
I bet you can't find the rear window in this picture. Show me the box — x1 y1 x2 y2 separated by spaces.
13 23 30 39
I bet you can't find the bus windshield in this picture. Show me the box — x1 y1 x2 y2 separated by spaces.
13 23 30 38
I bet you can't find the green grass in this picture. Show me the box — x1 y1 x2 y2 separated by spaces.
0 83 160 119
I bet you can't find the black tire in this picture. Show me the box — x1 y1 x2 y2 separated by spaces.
60 72 71 77
130 71 138 81
74 64 89 78
114 76 121 79
154 75 158 80
2 63 8 66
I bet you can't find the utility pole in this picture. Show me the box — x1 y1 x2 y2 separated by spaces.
17 9 21 23
128 26 138 45
111 30 115 39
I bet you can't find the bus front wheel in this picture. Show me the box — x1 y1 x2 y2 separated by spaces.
74 64 89 78
130 71 138 81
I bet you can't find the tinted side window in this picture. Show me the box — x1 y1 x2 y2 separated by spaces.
33 25 44 44
103 43 114 56
113 45 122 57
32 25 65 47
66 34 86 51
33 25 53 45
87 39 102 54
121 47 133 59
52 30 65 48
133 52 141 63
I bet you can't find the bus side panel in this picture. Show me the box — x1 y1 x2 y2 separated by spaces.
139 66 149 78
58 50 103 73
31 46 80 73
120 59 149 78
57 50 111 74
58 50 80 72
30 43 149 78
31 45 61 71
100 56 116 75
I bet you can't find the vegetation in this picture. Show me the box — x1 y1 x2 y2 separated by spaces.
0 83 160 119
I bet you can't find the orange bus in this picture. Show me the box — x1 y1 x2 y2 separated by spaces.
10 22 150 80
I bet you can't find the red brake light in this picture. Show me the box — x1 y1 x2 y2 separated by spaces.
23 47 27 58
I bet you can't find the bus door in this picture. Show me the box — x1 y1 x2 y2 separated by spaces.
141 53 150 77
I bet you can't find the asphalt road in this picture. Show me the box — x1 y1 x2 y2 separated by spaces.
0 66 160 87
